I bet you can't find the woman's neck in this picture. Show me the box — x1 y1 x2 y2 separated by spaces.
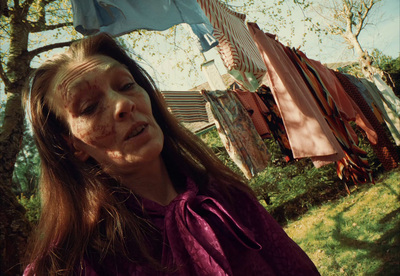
118 157 178 206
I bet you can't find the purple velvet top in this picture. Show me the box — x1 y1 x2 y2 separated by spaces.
80 178 320 275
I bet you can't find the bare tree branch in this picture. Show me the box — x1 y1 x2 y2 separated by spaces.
42 0 59 5
354 0 376 37
332 28 344 36
30 21 73 33
362 0 375 23
0 23 11 36
354 16 363 37
27 40 78 59
44 21 73 31
340 0 355 34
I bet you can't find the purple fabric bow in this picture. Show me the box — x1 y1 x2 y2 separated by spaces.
160 181 261 275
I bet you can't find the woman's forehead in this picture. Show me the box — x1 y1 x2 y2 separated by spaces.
47 55 128 117
57 55 124 90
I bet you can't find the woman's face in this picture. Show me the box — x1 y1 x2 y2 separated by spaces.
49 55 164 176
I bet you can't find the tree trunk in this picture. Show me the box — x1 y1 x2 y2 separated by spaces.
0 101 31 276
0 7 33 276
345 32 380 79
0 90 31 276
0 181 31 276
0 93 24 188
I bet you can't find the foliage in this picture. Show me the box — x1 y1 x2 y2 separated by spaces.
17 193 41 225
200 127 389 224
1 93 39 196
371 49 400 74
336 63 363 78
337 50 400 80
12 124 40 196
200 129 244 176
354 123 384 177
284 167 400 275
201 130 338 195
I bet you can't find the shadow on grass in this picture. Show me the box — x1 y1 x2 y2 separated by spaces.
331 203 400 275
267 170 398 227
267 181 350 226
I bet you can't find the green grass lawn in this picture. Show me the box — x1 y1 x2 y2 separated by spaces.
283 168 400 276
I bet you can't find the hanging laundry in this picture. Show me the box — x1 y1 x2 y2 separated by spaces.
373 73 400 115
257 85 294 162
334 71 399 171
201 90 270 179
283 47 375 184
70 0 217 52
344 73 391 127
302 57 377 145
247 22 344 168
232 89 271 139
360 78 400 145
186 23 219 52
196 0 267 91
161 90 209 123
344 74 387 125
343 74 375 110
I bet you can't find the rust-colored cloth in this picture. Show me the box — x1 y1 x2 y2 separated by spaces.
334 71 399 171
247 22 344 167
284 47 373 184
306 58 378 145
233 89 271 139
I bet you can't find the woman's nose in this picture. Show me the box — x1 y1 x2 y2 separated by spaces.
114 96 135 121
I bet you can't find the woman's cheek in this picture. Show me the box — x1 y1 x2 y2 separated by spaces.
90 123 116 147
72 118 94 144
72 117 116 148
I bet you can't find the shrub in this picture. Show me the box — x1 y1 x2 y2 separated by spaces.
17 193 41 225
199 127 388 223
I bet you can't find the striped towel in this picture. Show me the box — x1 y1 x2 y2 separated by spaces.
196 0 267 86
161 90 209 123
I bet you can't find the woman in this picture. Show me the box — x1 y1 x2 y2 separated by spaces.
24 33 320 275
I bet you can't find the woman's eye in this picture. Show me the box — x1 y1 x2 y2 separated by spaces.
80 103 98 116
121 82 135 91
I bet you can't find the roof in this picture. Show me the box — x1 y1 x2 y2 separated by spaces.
324 61 358 70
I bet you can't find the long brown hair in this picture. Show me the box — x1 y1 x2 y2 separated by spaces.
23 33 253 275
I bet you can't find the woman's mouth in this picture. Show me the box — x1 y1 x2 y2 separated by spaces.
126 124 146 140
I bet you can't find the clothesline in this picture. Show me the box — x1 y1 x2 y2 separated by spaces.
70 0 400 184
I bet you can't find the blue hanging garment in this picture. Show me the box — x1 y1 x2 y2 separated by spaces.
70 0 216 43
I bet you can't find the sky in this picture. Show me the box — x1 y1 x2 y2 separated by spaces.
1 0 399 99
303 0 399 63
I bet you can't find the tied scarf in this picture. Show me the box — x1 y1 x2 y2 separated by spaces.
161 181 261 275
